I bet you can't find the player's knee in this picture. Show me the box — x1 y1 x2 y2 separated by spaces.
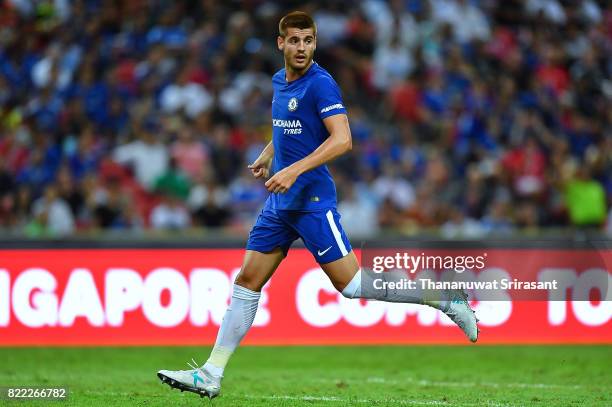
340 287 354 298
340 270 361 299
234 271 263 292
341 287 359 299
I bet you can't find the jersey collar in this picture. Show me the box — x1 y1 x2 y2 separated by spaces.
285 61 317 85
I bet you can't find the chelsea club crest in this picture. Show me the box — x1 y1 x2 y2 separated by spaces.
288 97 298 112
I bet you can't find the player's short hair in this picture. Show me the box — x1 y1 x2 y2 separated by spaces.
278 11 317 38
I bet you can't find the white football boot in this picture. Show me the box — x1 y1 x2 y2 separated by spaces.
441 289 479 342
157 359 221 399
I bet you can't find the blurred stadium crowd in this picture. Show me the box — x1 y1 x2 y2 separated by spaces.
0 0 610 238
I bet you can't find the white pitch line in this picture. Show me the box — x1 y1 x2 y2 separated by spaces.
84 391 456 405
242 394 455 406
363 376 583 390
84 390 515 407
244 394 518 407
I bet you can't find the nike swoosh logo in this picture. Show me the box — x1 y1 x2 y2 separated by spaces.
317 246 332 256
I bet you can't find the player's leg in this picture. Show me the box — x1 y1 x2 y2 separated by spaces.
233 248 284 290
321 250 478 342
205 205 297 377
158 207 297 398
157 249 284 398
319 250 423 303
295 208 478 342
202 248 285 378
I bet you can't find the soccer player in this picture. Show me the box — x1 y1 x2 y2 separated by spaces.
158 11 478 398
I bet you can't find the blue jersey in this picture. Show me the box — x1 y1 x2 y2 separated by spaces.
267 62 347 211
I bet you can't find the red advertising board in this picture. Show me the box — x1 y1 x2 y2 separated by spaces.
0 249 610 346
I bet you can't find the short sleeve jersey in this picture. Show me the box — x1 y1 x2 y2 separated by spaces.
267 62 347 211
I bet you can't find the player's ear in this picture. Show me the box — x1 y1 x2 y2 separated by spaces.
277 36 284 51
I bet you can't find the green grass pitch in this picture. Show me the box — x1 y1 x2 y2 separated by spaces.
1 345 610 406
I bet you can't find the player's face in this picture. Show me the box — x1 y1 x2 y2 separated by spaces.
278 27 316 73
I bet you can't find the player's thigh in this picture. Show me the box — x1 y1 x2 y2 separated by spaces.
246 206 298 255
235 248 285 291
241 207 298 291
320 250 360 292
286 208 358 291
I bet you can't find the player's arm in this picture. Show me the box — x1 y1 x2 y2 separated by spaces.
292 113 352 173
248 141 274 179
265 114 351 193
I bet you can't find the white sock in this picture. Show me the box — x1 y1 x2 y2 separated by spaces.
341 269 362 298
341 269 449 310
203 284 260 378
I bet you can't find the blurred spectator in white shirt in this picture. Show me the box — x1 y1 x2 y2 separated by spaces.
160 67 213 118
338 183 379 238
432 0 490 43
525 0 566 24
31 184 75 235
372 34 414 91
113 121 168 190
362 0 419 49
150 194 190 230
313 4 349 47
373 163 416 210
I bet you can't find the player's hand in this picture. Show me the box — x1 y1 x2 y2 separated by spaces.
248 158 271 179
265 166 299 194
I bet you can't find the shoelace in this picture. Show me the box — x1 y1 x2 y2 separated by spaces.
186 358 208 381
